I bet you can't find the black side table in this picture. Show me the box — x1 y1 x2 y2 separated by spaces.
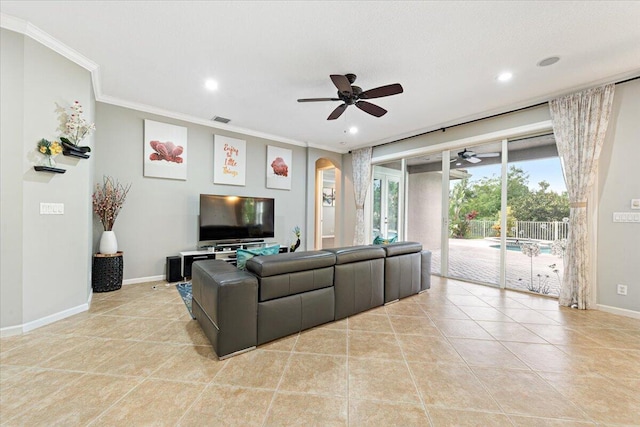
92 252 124 292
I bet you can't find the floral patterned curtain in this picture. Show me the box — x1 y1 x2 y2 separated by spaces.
351 147 372 245
549 84 615 309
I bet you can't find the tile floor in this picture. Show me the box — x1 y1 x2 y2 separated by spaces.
1 276 639 426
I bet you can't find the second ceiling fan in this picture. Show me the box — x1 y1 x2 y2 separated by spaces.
297 73 403 120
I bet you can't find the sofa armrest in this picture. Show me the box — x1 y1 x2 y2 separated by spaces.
192 260 258 359
421 250 432 291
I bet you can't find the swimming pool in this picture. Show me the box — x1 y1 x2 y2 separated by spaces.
489 244 552 254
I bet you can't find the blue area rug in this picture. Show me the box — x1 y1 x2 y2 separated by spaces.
176 282 195 319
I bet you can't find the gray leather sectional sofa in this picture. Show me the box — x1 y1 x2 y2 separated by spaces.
192 241 431 359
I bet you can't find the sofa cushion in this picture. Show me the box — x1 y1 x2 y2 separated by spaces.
326 245 385 265
246 250 335 277
236 244 280 270
382 241 422 257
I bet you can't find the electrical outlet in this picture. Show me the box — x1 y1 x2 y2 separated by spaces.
617 284 628 296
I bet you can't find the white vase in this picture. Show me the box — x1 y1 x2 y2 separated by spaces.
99 230 118 255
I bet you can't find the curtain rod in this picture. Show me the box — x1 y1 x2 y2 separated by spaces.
368 74 640 151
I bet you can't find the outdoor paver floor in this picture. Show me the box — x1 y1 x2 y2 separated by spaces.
430 238 563 297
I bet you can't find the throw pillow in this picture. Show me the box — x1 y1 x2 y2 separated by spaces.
373 235 398 245
236 244 280 270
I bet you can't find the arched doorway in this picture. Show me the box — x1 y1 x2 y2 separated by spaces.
315 158 340 249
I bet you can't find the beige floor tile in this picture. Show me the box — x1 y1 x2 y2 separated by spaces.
409 361 501 411
539 371 640 425
579 327 640 350
389 314 441 336
179 384 273 426
0 334 87 367
5 401 106 427
265 392 347 426
213 349 289 389
421 304 471 320
0 368 85 420
149 345 226 383
348 357 420 403
396 334 464 364
521 323 602 346
427 407 512 426
348 312 393 332
458 306 516 322
432 319 495 340
509 415 596 426
501 341 574 372
92 341 184 377
261 333 298 351
384 301 429 317
445 295 492 307
144 319 210 345
348 330 403 360
279 353 347 396
499 308 560 325
349 398 430 426
43 338 135 371
294 328 346 355
473 367 586 419
3 277 640 426
448 338 529 369
90 379 205 426
477 320 547 343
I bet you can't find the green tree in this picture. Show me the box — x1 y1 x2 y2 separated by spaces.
511 181 569 221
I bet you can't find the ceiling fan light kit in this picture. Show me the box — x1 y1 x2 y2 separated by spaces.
298 73 404 120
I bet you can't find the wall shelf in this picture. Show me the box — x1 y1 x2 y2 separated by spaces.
34 166 66 174
63 150 90 159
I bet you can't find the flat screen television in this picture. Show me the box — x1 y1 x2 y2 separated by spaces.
199 194 275 243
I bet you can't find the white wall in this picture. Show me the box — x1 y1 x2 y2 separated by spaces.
94 102 309 280
1 29 94 331
407 171 442 250
597 79 640 312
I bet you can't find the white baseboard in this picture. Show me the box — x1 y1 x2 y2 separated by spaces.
1 297 91 337
122 275 165 286
0 324 23 338
597 304 640 319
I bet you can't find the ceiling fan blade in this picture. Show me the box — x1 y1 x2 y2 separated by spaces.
359 83 403 99
476 152 500 158
327 104 347 120
297 98 341 102
355 101 387 117
466 156 482 164
330 75 352 95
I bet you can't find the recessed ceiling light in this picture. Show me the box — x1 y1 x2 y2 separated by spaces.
537 56 560 67
205 79 218 91
349 127 358 134
497 72 513 82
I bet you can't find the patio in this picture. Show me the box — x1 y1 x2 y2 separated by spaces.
430 238 564 297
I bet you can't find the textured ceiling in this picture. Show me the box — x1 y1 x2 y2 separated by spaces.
2 1 639 153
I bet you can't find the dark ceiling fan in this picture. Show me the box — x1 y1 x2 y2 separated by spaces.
452 148 500 164
297 73 403 120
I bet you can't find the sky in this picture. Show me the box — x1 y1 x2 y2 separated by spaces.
463 157 567 194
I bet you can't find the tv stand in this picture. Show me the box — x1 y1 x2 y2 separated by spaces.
180 241 275 278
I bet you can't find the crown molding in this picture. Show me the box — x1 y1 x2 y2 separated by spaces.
1 13 99 73
0 13 347 154
97 94 313 148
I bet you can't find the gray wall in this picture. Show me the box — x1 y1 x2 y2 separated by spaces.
94 102 309 280
597 79 640 312
1 29 94 329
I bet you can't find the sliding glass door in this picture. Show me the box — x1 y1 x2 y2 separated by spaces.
403 133 566 296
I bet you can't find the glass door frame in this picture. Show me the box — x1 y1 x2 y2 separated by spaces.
370 163 405 242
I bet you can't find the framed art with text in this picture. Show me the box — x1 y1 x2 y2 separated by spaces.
214 135 246 186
